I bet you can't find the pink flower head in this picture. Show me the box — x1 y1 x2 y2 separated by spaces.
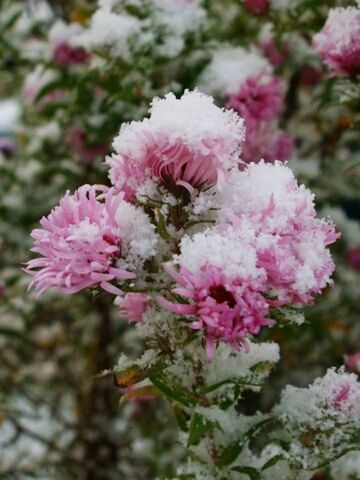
330 379 358 412
49 20 89 67
158 263 273 359
70 127 109 164
53 42 89 66
227 72 284 129
261 38 289 68
241 125 294 164
219 163 340 305
244 0 269 14
24 185 136 296
23 67 64 108
120 293 149 323
313 7 360 76
345 353 360 375
107 91 244 198
346 246 360 271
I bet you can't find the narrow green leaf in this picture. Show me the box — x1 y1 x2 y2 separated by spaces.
188 413 217 446
261 454 285 471
232 466 261 480
149 372 197 407
155 208 170 240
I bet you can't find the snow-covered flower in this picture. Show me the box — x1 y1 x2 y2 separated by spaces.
49 20 89 66
198 46 272 98
313 7 360 76
276 368 360 431
107 90 244 198
152 0 206 57
158 223 273 358
25 185 157 296
219 162 339 304
75 8 144 60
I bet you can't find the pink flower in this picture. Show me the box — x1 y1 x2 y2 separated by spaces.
120 293 149 323
313 7 360 76
107 91 244 198
346 246 360 271
330 380 356 411
227 72 284 129
24 185 135 296
241 125 294 163
261 39 289 68
158 264 273 359
244 0 269 14
53 42 89 66
345 353 360 375
70 128 109 164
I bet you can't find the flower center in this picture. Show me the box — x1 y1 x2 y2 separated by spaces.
209 285 236 307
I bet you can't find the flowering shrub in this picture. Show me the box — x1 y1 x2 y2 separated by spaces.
0 0 359 478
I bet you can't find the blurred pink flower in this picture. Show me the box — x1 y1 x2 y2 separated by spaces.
70 128 109 164
313 7 360 76
242 125 294 164
261 39 289 67
346 246 360 271
227 72 284 129
25 185 135 296
53 42 89 66
244 0 269 14
120 293 149 323
345 353 360 374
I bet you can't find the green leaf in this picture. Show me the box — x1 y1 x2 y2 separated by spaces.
232 466 261 479
188 413 218 446
217 417 276 467
261 454 285 471
149 371 197 407
155 208 170 240
34 79 63 103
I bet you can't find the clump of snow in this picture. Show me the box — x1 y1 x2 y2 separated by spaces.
115 201 158 269
75 9 144 60
175 222 264 282
198 46 272 96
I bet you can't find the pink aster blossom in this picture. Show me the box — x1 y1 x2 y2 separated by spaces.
244 0 269 14
261 38 288 68
346 246 360 271
53 42 89 66
241 125 294 163
330 379 358 411
345 353 360 375
120 293 149 323
24 185 136 296
227 72 284 129
70 127 109 164
158 264 273 359
107 91 244 198
313 7 360 76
